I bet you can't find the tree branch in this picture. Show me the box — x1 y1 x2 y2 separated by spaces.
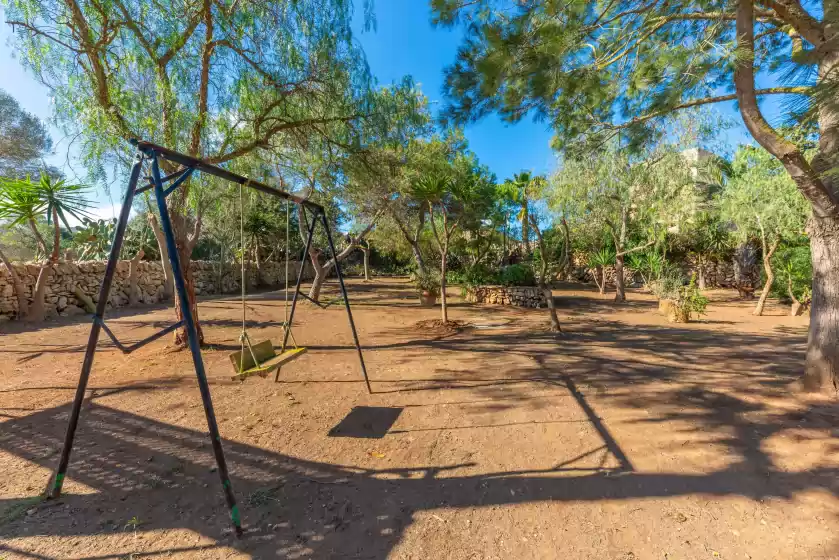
735 0 838 217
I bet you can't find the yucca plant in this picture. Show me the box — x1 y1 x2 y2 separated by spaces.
587 247 615 295
0 174 91 320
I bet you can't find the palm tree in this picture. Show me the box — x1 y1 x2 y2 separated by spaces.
0 175 90 320
412 172 455 323
502 171 546 254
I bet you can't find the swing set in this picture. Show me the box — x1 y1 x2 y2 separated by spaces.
45 140 372 537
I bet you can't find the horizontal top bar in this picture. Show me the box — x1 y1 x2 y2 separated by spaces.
130 139 323 212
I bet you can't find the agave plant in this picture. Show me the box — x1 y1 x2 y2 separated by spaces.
587 247 616 294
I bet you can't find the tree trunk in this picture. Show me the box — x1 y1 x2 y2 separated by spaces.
440 249 448 323
802 214 839 392
614 254 626 302
521 202 530 253
128 249 144 306
148 212 174 300
560 218 571 280
170 212 203 346
541 281 561 332
362 245 370 281
593 266 604 294
26 263 52 322
308 251 327 302
600 267 607 294
0 247 28 319
753 237 779 316
697 256 707 290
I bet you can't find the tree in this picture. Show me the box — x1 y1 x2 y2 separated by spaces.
412 154 495 323
501 171 544 254
433 0 839 391
0 89 56 178
721 145 810 316
0 175 91 320
5 0 376 344
552 142 698 301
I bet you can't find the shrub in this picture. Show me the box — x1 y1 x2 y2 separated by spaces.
410 268 441 294
671 274 709 322
648 266 684 301
498 263 536 286
772 245 812 303
587 247 616 270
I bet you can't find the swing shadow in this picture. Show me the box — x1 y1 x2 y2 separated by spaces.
2 394 839 559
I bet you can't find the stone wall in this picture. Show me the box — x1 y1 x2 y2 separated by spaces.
570 254 760 288
464 285 547 308
0 259 313 320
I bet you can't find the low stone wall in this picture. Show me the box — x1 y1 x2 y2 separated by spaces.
464 285 546 308
0 259 312 320
570 258 760 288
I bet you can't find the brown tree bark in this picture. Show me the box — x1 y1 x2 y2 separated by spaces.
148 212 174 300
362 241 370 281
25 207 61 322
753 232 779 317
735 0 839 391
298 206 380 302
171 210 203 346
803 214 839 391
391 203 427 273
0 247 28 319
530 215 561 331
614 254 626 302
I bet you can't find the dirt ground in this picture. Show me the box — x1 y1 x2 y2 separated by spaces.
1 278 838 560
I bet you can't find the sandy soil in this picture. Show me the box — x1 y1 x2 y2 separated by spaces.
0 278 837 560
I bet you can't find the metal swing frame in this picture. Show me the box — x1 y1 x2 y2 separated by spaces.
45 139 372 537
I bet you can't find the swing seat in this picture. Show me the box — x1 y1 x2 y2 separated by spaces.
229 340 307 380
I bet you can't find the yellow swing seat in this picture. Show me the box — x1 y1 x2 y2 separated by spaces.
229 340 307 380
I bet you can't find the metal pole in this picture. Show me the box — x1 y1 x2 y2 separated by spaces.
320 212 372 394
279 208 317 360
149 151 243 537
46 153 144 499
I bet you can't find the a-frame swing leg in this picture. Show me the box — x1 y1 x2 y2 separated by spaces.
276 208 317 382
148 153 243 536
320 212 372 395
45 153 144 500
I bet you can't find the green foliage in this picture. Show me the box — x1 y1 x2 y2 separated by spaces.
0 88 55 178
773 244 812 302
721 146 810 245
587 247 615 270
432 1 813 159
410 268 442 294
447 263 497 286
498 264 535 287
648 267 685 301
671 275 709 321
626 250 665 283
70 218 116 261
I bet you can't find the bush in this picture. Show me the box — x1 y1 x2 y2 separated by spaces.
447 264 499 286
498 263 536 286
648 266 684 300
771 245 811 303
671 275 709 321
410 268 441 294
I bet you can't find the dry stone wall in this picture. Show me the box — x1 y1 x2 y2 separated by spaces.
0 260 312 320
464 285 547 308
570 254 760 288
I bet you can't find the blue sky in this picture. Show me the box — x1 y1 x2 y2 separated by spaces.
1 2 764 216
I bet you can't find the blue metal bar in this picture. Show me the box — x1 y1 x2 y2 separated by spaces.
320 212 372 394
135 167 188 195
163 167 194 196
47 152 144 499
148 149 243 537
95 318 184 354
